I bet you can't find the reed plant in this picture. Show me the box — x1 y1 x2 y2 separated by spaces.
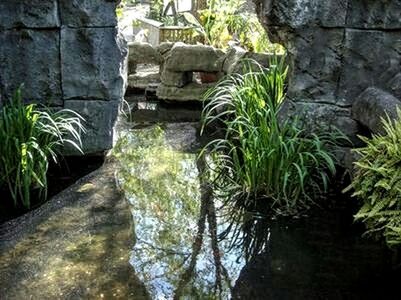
201 58 340 221
0 88 84 209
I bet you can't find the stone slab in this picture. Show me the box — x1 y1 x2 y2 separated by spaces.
164 43 225 72
0 29 62 106
59 0 118 27
128 72 160 90
61 27 127 101
64 100 120 155
0 0 59 29
157 83 215 102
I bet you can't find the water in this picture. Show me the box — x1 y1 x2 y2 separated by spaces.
113 124 245 299
0 120 399 299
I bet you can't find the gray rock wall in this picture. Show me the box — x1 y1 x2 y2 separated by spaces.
0 0 127 155
254 0 401 149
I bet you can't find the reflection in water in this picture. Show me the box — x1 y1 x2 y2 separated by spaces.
114 124 400 300
1 122 398 299
113 125 245 299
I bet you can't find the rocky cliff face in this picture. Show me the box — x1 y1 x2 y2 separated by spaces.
0 0 128 154
254 0 401 152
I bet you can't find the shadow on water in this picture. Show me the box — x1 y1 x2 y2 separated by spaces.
0 163 150 299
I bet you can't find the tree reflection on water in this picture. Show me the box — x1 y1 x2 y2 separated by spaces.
113 125 245 299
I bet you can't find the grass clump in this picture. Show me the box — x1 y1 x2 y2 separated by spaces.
201 58 341 221
0 88 84 209
345 111 401 249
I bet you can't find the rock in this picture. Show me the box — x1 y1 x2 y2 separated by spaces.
352 88 401 135
338 29 401 105
128 42 162 73
253 0 401 145
0 29 62 106
347 0 401 29
278 100 362 147
258 0 347 28
164 43 225 72
161 71 192 87
389 73 401 100
157 82 214 102
221 45 276 74
223 46 247 74
128 72 160 90
330 146 359 173
61 27 128 101
0 0 59 29
63 100 120 155
286 28 344 103
59 0 118 27
156 42 175 56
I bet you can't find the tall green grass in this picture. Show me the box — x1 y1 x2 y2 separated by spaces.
0 88 84 209
201 58 341 220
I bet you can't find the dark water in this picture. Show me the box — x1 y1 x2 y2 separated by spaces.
113 122 400 299
0 113 399 299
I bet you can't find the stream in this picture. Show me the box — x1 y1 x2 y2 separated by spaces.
0 117 399 299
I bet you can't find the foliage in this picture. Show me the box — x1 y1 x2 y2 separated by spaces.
197 0 280 52
201 58 340 222
0 88 84 209
147 0 165 21
345 111 401 249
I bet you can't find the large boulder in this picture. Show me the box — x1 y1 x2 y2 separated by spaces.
164 43 225 72
0 29 62 106
61 28 127 102
352 88 401 135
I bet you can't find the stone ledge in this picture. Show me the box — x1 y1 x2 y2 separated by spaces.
156 83 214 102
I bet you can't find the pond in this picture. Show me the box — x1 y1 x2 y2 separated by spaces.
0 120 399 299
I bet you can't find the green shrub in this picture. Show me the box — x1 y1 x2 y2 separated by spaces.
345 111 401 248
0 88 84 209
201 58 340 219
